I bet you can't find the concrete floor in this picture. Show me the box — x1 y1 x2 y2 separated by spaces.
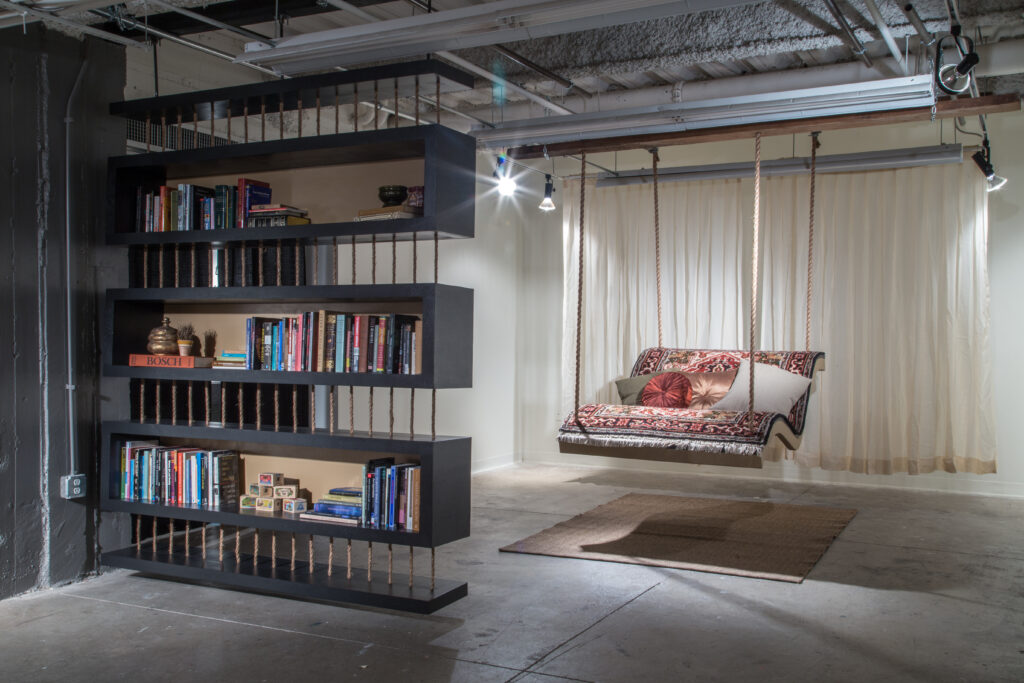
2 463 1024 682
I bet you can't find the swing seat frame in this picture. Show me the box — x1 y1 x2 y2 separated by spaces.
557 348 825 467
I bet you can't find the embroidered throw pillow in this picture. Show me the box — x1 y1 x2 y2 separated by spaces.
711 360 811 414
615 372 665 405
640 372 693 408
683 369 738 409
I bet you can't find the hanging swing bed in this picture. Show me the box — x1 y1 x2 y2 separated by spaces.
558 133 826 468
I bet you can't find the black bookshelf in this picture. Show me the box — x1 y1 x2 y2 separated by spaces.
100 65 476 613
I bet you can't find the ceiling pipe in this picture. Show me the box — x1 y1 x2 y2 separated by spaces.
435 50 575 115
321 0 574 116
0 0 149 48
900 4 935 46
863 0 907 74
400 0 592 98
145 0 276 46
89 8 279 78
322 0 572 117
822 0 873 68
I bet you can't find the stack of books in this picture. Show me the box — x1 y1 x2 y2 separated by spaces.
246 204 311 228
300 487 363 525
211 350 247 369
353 205 423 221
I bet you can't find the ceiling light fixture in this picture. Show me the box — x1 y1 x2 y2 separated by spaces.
935 29 980 95
475 76 936 149
494 154 518 197
539 175 557 211
971 137 1008 192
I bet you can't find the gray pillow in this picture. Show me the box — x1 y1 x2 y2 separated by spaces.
615 372 665 405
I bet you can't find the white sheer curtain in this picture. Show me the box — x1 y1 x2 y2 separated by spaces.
561 178 749 407
562 162 997 474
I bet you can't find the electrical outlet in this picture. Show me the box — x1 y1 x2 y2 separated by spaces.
60 474 86 499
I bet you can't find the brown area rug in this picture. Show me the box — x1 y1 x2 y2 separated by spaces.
500 493 856 583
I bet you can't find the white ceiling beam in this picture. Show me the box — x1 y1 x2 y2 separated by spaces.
235 0 764 74
475 76 937 148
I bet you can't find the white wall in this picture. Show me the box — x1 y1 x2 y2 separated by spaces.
506 111 1024 496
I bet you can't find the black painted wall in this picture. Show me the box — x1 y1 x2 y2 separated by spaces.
0 25 126 599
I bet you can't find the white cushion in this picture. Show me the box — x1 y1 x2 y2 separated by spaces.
711 360 811 414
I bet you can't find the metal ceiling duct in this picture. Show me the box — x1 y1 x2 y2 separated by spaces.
235 0 763 75
476 76 937 148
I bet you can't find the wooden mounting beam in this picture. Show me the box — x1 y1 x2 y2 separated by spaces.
507 94 1022 159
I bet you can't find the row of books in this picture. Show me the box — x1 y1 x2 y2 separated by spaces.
118 442 239 508
135 178 273 232
362 458 421 532
245 312 422 374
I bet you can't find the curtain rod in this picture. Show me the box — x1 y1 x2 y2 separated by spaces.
559 144 964 185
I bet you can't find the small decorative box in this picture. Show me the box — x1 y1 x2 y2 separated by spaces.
240 495 259 509
256 497 282 512
258 473 284 486
274 485 299 499
258 485 275 498
248 483 260 496
282 498 307 514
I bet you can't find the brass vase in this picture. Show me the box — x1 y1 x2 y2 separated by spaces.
147 317 179 356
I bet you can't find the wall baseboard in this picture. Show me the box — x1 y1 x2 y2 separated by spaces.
522 451 1024 499
472 453 516 475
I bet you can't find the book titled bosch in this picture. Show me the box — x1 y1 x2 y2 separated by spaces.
128 354 213 368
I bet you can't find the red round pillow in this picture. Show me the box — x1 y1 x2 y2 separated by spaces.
640 372 692 408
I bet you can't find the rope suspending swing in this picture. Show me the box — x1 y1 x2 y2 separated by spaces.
560 131 826 462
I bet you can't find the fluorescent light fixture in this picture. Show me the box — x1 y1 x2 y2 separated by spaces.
539 175 557 211
595 144 963 187
236 0 760 74
477 76 936 149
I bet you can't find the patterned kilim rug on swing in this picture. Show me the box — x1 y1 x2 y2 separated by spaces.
500 493 856 583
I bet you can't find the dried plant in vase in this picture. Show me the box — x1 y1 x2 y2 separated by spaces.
202 329 217 358
176 323 195 357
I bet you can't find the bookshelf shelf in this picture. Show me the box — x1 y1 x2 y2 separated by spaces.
102 547 467 614
106 216 464 246
104 366 441 387
108 125 475 244
100 65 475 613
104 420 470 458
101 499 435 546
105 284 474 389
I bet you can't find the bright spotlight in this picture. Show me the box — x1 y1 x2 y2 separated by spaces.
497 175 518 196
538 174 556 211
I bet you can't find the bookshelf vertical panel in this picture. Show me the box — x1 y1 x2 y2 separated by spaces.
424 125 477 240
424 440 472 547
430 286 474 389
